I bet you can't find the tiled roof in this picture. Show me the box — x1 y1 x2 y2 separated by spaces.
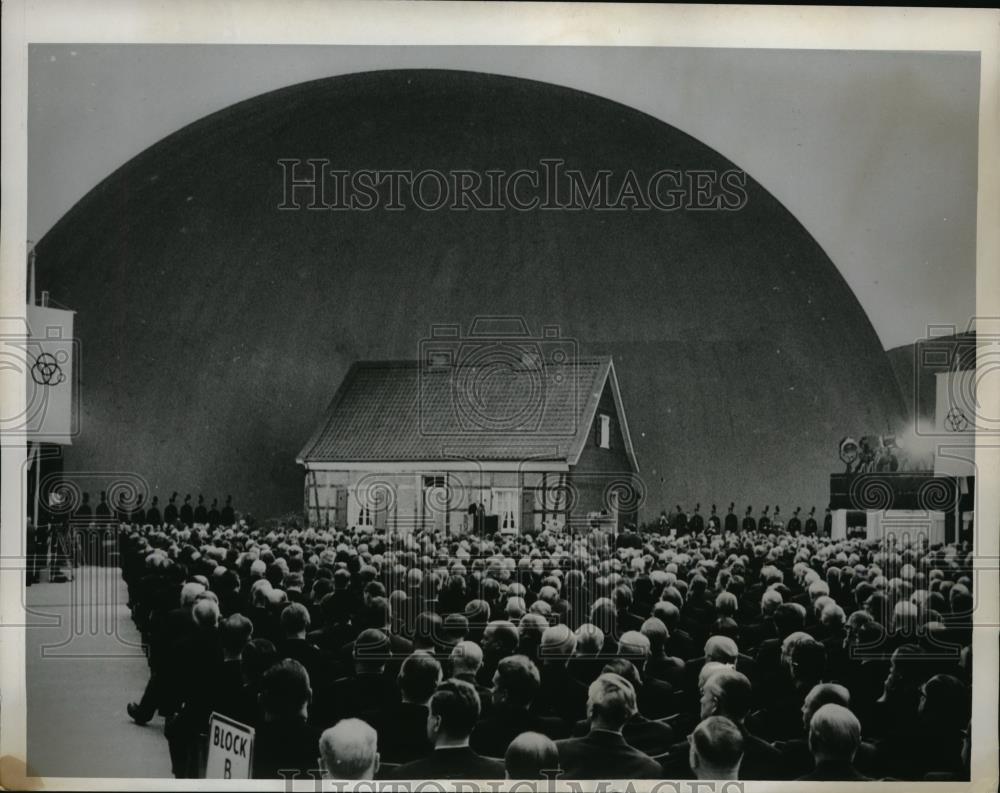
298 356 626 465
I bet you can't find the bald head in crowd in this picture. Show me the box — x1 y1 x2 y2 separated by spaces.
505 732 560 780
319 719 379 780
539 624 576 663
192 598 219 629
586 673 638 731
704 636 739 664
809 704 862 768
450 640 484 677
700 667 752 724
689 716 744 780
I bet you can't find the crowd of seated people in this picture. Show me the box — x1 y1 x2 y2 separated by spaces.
118 518 974 781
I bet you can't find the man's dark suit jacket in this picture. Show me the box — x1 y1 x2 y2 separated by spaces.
662 627 697 661
774 737 880 780
572 714 674 758
453 672 493 716
209 658 256 726
533 663 588 723
797 760 872 781
339 631 413 667
617 610 645 634
471 703 568 756
391 746 505 780
251 717 322 779
307 623 356 654
555 729 663 779
314 672 396 729
374 701 434 765
277 637 325 685
637 676 676 720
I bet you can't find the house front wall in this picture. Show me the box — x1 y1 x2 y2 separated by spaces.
303 466 564 533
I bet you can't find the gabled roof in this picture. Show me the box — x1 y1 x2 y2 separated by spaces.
297 356 638 471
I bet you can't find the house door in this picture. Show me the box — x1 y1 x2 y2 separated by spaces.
422 476 450 534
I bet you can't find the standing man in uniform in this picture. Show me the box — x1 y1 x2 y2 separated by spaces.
146 496 162 528
180 494 194 528
221 495 235 527
758 506 771 532
194 494 207 526
164 492 179 526
707 505 721 533
803 507 818 536
724 503 738 534
207 498 221 528
822 506 833 538
689 504 705 537
787 508 802 535
742 507 756 533
671 505 688 536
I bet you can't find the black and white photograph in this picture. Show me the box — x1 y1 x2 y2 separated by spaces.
1 2 998 791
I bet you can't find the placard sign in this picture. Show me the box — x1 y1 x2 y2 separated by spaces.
205 712 254 779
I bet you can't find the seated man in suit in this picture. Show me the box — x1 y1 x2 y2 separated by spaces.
505 731 561 780
319 629 396 728
799 704 871 780
276 603 324 689
210 613 255 725
252 660 322 779
569 624 606 688
471 654 566 757
689 716 744 781
682 635 754 712
660 666 779 781
748 636 826 742
478 620 519 688
318 718 379 781
772 682 879 779
376 651 441 765
554 672 663 779
533 624 589 724
618 630 676 719
641 617 685 688
449 640 493 715
653 601 696 661
569 659 674 757
391 679 504 779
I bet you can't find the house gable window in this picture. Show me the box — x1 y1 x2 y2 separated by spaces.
597 413 612 449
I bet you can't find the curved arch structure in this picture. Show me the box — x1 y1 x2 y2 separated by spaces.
36 69 905 518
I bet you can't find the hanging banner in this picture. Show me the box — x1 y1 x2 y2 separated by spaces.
24 304 76 444
934 369 975 477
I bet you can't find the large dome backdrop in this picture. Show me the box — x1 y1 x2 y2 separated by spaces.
36 69 906 520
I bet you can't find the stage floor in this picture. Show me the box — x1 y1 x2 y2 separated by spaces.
24 565 172 779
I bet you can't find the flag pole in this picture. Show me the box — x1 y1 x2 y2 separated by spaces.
27 241 36 306
31 443 41 529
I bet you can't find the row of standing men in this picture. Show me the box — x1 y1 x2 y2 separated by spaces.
654 503 833 537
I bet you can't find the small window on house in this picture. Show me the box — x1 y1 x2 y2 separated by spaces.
598 413 611 449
